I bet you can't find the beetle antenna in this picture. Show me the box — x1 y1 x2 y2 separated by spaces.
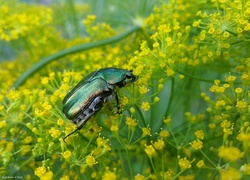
63 128 79 142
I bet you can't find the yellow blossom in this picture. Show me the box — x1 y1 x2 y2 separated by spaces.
235 87 242 94
163 116 172 124
42 171 53 180
49 127 61 138
134 174 146 180
6 142 14 152
139 86 149 94
218 146 242 162
133 65 143 76
165 68 174 77
141 102 150 111
0 121 6 128
142 127 151 137
191 139 203 150
63 150 71 159
130 107 135 113
121 96 129 106
145 145 156 157
153 42 159 48
215 100 226 108
57 119 64 126
35 166 46 178
80 165 87 174
60 175 70 180
97 137 106 147
102 171 116 180
86 155 96 167
159 130 169 138
220 120 231 128
220 168 240 180
111 125 119 132
237 132 250 141
24 136 32 143
226 75 236 83
243 164 250 175
236 100 247 109
41 77 49 85
91 172 97 178
196 160 204 168
178 157 191 170
153 139 165 150
194 130 204 139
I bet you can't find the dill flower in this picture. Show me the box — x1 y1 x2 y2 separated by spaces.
191 139 203 150
24 136 32 144
196 160 204 168
102 171 117 180
129 107 135 113
218 146 242 162
86 155 97 167
134 174 146 180
153 139 165 150
163 116 172 124
63 150 72 159
126 117 137 128
178 157 192 170
49 127 61 138
60 175 70 180
34 166 46 178
159 129 170 138
141 102 150 111
0 121 6 128
220 168 240 180
145 145 156 157
236 100 247 109
243 164 250 175
139 86 149 94
226 76 236 83
194 130 204 139
142 127 151 137
165 68 175 77
110 125 119 132
57 119 64 126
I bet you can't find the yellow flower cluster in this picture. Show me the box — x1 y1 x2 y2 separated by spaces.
0 4 52 41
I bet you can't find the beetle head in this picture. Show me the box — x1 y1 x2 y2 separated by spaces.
117 70 138 87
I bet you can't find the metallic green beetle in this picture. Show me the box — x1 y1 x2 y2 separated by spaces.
62 68 138 140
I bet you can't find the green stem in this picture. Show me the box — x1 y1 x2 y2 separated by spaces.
13 25 141 88
199 149 217 168
10 154 36 175
172 169 185 179
149 157 157 175
134 105 147 127
177 69 242 85
126 148 134 178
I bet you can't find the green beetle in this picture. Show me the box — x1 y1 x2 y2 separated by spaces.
62 68 138 140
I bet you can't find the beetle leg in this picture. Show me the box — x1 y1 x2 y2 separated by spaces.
114 91 122 114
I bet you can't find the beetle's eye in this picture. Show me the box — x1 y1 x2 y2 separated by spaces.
126 74 132 79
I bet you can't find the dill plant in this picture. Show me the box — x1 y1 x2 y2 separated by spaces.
0 0 250 179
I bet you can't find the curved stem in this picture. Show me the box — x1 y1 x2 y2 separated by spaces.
13 25 141 88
